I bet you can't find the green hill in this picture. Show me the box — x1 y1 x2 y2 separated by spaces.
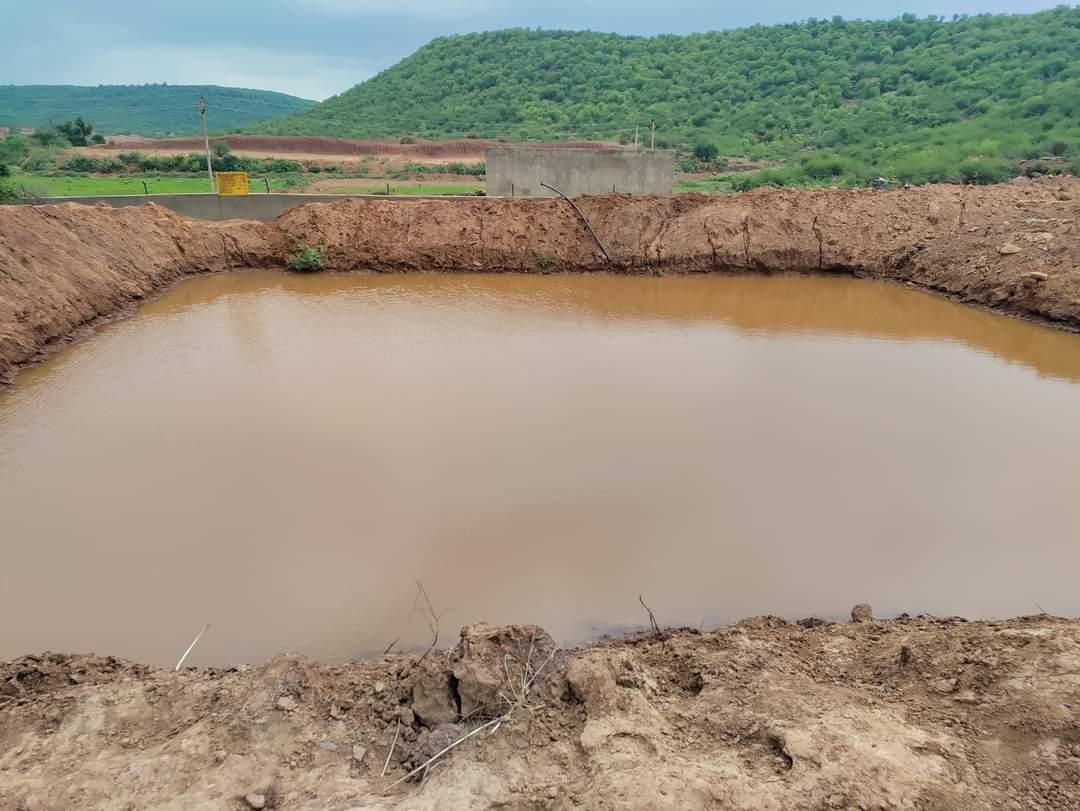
0 85 317 136
258 8 1080 185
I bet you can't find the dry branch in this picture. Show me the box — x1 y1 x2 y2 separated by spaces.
174 624 211 671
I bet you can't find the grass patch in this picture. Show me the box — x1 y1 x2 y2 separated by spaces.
15 174 291 197
348 184 481 196
675 178 738 195
286 244 325 273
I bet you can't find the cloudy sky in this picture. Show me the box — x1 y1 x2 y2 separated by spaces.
2 0 1063 100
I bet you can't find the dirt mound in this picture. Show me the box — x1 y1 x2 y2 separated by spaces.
0 202 279 383
274 177 1080 331
2 178 1079 384
3 615 1079 809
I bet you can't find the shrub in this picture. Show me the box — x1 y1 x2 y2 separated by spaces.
60 155 101 173
692 142 719 162
536 252 555 269
400 136 416 145
957 158 1015 185
211 141 232 158
1048 141 1072 156
1023 161 1061 177
286 244 324 273
0 179 30 203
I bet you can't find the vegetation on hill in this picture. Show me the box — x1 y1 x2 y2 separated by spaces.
0 84 317 136
257 8 1080 186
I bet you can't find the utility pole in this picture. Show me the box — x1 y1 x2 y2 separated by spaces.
199 96 214 193
634 126 639 151
650 120 656 150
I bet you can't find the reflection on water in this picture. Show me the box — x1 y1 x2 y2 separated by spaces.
2 272 1079 666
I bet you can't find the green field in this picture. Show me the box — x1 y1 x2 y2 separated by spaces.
13 175 291 197
367 184 481 196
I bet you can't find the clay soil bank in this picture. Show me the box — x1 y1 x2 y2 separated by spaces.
3 615 1080 809
2 176 1079 384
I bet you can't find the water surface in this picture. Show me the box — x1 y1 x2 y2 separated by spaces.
2 272 1079 665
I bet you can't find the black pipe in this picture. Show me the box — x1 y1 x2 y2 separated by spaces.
540 182 612 263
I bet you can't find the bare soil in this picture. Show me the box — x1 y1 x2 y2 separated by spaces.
2 615 1079 810
3 177 1078 385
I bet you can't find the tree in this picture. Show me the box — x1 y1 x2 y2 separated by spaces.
56 117 95 147
211 140 232 158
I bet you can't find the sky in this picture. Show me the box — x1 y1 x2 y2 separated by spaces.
1 0 1066 100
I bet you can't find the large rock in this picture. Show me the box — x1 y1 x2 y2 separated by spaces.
409 659 458 727
450 624 567 718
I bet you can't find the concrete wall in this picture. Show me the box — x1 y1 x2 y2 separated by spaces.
485 147 675 198
35 193 451 222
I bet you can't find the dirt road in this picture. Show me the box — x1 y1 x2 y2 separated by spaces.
3 614 1079 809
1 177 1078 384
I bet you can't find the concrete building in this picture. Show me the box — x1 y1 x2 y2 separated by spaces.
485 147 675 198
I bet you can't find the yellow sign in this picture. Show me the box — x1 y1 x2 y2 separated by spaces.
216 172 249 196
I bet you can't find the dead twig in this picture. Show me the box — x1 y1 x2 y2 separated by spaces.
174 624 211 671
381 720 401 778
389 716 502 788
388 634 560 790
382 637 399 656
412 580 442 667
639 595 662 638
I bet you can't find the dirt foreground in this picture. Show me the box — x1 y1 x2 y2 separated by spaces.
3 614 1080 810
2 176 1079 384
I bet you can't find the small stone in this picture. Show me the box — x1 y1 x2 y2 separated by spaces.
215 749 228 764
245 794 266 810
998 242 1023 255
953 690 979 704
329 703 347 721
850 604 873 623
352 744 367 762
319 740 337 752
396 706 415 726
0 679 21 698
1023 271 1049 281
935 678 958 694
276 696 298 712
373 681 386 694
68 672 83 685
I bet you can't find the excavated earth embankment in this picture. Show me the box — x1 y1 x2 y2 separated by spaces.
1 176 1078 384
3 616 1080 809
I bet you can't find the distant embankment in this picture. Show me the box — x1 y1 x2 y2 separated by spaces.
2 178 1077 385
100 135 620 158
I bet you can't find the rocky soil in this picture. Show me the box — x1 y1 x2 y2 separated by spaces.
2 177 1078 384
2 613 1080 810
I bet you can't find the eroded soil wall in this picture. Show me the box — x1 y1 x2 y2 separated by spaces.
2 177 1078 383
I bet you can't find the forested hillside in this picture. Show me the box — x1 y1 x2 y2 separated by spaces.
259 8 1080 185
0 85 317 136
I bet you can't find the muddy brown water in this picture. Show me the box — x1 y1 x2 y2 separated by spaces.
3 272 1080 666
